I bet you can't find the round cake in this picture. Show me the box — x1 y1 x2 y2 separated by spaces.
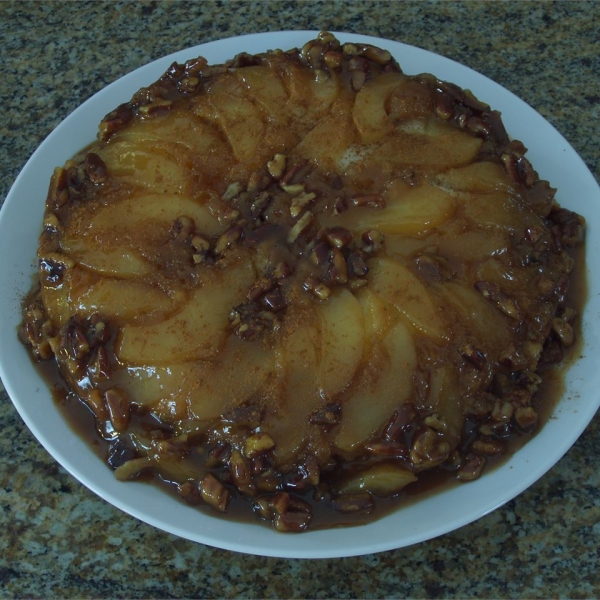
19 32 585 531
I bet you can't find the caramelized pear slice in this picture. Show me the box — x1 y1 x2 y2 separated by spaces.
116 261 255 364
436 281 512 353
89 194 224 238
295 96 357 172
355 286 396 346
325 182 455 236
117 336 277 422
236 65 289 121
373 118 483 170
317 288 365 399
432 161 515 194
98 140 191 195
462 190 543 233
72 278 182 322
353 72 405 143
60 237 153 278
369 257 449 343
436 230 508 262
115 114 231 160
334 319 416 453
280 59 341 122
336 463 417 495
205 74 266 167
270 321 321 464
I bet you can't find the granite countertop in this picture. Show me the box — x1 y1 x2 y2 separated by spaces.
1 1 599 597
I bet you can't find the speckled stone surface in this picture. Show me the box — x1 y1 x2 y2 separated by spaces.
1 1 599 597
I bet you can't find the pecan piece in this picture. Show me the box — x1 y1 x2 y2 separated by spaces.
461 344 487 370
324 226 353 249
64 318 90 361
267 153 286 179
107 437 137 470
474 281 520 319
346 252 369 278
362 229 384 253
410 427 450 470
84 153 108 184
214 224 243 255
268 492 312 532
99 104 133 140
287 210 314 243
244 433 276 459
199 473 231 513
457 454 486 482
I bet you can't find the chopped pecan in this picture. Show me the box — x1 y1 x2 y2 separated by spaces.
244 433 276 459
99 104 133 140
214 224 243 255
287 211 314 243
64 318 90 361
461 344 487 370
474 281 520 319
410 427 450 470
362 229 385 253
267 153 286 179
229 450 256 495
107 437 137 470
84 153 108 184
456 454 486 482
346 252 369 277
199 473 231 512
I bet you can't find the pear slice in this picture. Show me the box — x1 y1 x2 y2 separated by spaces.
436 230 508 262
333 319 417 453
205 73 266 167
72 278 182 322
353 72 405 143
117 335 277 422
98 140 191 195
462 190 543 233
295 96 357 172
355 286 396 347
115 113 230 159
89 194 224 238
279 59 340 122
323 181 455 237
236 65 289 121
372 117 483 171
60 236 153 278
115 261 255 364
317 288 365 400
369 257 449 343
269 320 322 464
436 281 512 353
336 463 417 495
432 161 515 194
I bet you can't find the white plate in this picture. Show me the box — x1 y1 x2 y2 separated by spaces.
0 31 598 559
